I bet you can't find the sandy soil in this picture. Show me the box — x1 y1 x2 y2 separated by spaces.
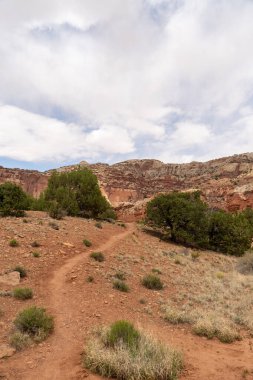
0 212 253 380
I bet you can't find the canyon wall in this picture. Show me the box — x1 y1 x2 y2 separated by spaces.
2 153 253 220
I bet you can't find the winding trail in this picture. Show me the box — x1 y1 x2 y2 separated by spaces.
26 223 134 380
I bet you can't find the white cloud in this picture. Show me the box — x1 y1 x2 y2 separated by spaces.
0 0 253 165
170 122 211 147
0 105 134 161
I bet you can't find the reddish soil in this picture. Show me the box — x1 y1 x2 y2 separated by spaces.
0 212 253 380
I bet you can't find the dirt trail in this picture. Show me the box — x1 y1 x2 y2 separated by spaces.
25 224 134 380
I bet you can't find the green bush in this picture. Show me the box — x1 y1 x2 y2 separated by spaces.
9 239 19 247
90 252 105 262
98 208 117 221
146 192 209 248
113 280 129 292
146 192 253 256
43 169 114 219
208 211 252 256
0 182 30 217
32 251 40 258
83 239 92 247
142 274 163 290
13 266 27 278
13 288 33 300
106 321 140 350
48 201 65 220
14 306 54 341
84 321 183 379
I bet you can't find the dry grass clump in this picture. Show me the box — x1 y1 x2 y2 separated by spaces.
10 332 32 351
90 252 105 262
13 287 33 300
192 315 241 343
164 304 196 325
237 250 253 274
163 250 253 341
142 274 164 290
114 271 126 281
113 280 129 292
84 321 183 380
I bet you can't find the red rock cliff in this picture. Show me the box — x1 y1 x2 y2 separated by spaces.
2 153 253 220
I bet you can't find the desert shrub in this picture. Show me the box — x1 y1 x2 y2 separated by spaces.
174 258 182 265
191 251 200 260
208 211 252 256
146 192 253 256
32 251 40 258
83 239 92 247
192 316 240 343
14 306 54 342
48 221 59 230
13 288 33 300
90 252 105 262
241 207 253 234
43 169 114 218
84 321 183 380
152 268 162 275
13 266 27 278
87 276 94 283
98 208 117 221
106 321 140 350
146 192 209 248
48 201 65 220
237 250 253 274
9 239 19 247
142 274 163 290
95 222 103 229
10 332 32 351
30 194 47 211
113 280 129 292
31 241 40 248
165 306 194 325
114 271 126 281
0 182 30 217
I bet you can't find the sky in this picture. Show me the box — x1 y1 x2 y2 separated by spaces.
1 0 253 170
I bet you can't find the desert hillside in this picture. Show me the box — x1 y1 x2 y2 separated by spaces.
0 212 253 380
2 153 253 220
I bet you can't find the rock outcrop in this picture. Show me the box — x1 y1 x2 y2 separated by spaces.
2 153 253 220
0 166 49 198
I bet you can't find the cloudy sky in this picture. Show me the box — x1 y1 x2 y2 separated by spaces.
0 0 253 170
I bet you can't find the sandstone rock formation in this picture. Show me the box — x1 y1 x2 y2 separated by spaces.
0 166 49 198
2 153 253 221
